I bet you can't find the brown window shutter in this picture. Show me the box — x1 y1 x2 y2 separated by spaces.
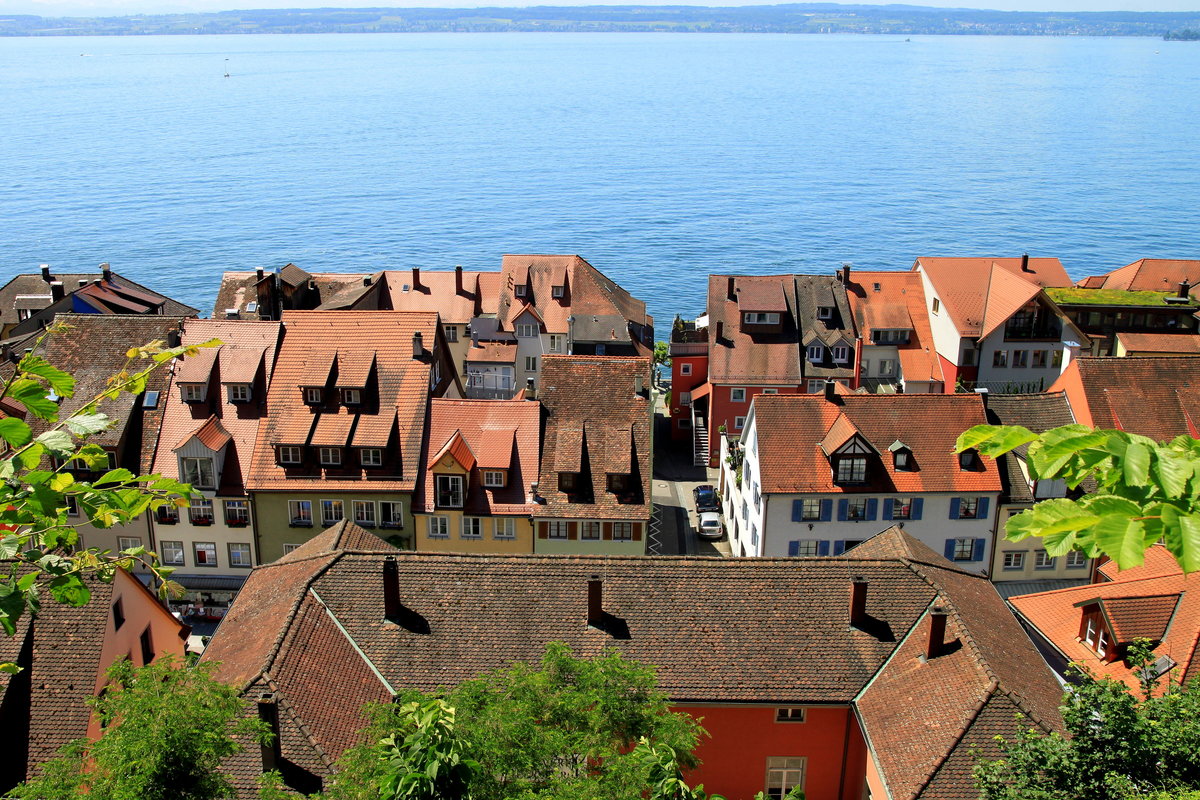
567 522 578 540
602 522 613 540
632 523 642 542
538 521 549 539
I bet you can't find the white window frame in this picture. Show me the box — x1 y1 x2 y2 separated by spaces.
353 500 377 527
227 383 251 403
775 707 806 722
514 284 527 298
552 285 565 298
493 518 516 539
443 325 458 342
680 363 692 376
279 445 302 465
516 323 538 338
193 541 218 567
731 387 747 402
189 498 214 525
361 448 382 467
228 542 253 568
525 356 538 372
180 384 206 403
319 447 342 466
428 516 449 538
548 521 569 540
817 306 833 320
836 457 867 483
806 343 823 362
289 499 312 526
613 522 634 541
1066 550 1088 568
1035 549 1056 568
224 499 249 526
765 756 806 799
483 470 506 488
580 521 601 540
807 379 826 393
801 499 821 521
878 359 895 377
282 543 302 555
832 345 849 363
461 517 483 539
1003 551 1025 570
342 388 362 405
734 416 746 429
435 474 465 508
117 536 142 551
321 499 344 526
795 540 819 557
180 457 215 489
304 387 323 404
381 501 405 529
159 540 184 566
548 334 564 353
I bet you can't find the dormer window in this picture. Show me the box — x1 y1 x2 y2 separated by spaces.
180 384 206 404
959 449 978 470
552 285 564 298
227 384 251 403
318 447 342 466
516 323 538 338
303 387 322 405
558 472 578 492
180 457 215 489
832 345 849 363
361 448 382 467
817 306 834 320
835 456 867 484
514 284 527 298
483 470 506 488
342 388 361 405
435 474 465 508
607 473 631 493
278 446 302 465
743 312 780 325
806 343 824 362
894 450 910 470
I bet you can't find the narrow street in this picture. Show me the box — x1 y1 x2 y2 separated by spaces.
649 393 730 557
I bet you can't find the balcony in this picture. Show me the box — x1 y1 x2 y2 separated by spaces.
1003 320 1062 341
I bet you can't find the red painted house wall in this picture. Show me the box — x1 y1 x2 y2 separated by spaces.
675 703 867 800
670 354 709 442
707 385 802 465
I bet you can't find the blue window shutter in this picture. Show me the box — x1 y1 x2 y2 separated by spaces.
911 498 923 520
944 539 957 560
833 540 846 555
820 499 833 522
866 498 878 521
818 540 830 556
977 497 990 520
837 499 849 521
792 500 803 523
882 498 894 520
949 497 961 520
973 538 986 561
788 541 799 556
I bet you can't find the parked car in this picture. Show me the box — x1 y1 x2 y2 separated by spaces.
697 511 723 540
693 484 719 512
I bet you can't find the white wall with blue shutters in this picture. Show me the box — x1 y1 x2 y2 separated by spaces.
763 491 998 574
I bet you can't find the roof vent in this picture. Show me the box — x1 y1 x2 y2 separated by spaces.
363 276 373 286
412 331 424 359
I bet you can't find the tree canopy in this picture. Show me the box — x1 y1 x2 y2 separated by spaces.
956 424 1200 572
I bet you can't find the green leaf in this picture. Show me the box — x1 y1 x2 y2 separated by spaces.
955 424 1037 456
1027 427 1112 481
1091 513 1148 570
16 353 75 398
47 575 91 606
8 378 60 421
1174 514 1200 574
35 430 75 456
63 412 113 438
0 418 33 449
1005 499 1099 543
1122 442 1151 488
14 442 44 472
94 468 135 487
0 662 19 675
1154 445 1196 500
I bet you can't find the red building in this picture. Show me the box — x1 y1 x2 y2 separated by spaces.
203 524 1063 800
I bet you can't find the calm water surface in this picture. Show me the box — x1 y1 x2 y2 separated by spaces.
2 33 1198 324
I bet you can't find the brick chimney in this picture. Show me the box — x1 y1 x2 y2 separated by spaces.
727 276 736 302
1179 279 1192 299
256 267 265 281
455 265 464 295
383 557 400 621
850 576 868 628
363 275 372 286
840 263 852 285
100 262 112 282
49 281 64 302
1020 253 1031 273
412 332 424 359
926 606 949 660
412 266 421 289
40 264 52 282
587 576 603 629
824 380 837 402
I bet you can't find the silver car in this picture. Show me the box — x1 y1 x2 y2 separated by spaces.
697 511 723 540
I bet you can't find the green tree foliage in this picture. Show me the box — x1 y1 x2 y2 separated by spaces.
956 424 1200 572
5 657 270 800
0 330 212 669
324 643 703 800
975 642 1200 800
378 699 479 800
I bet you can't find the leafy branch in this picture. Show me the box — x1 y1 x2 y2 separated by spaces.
955 424 1200 572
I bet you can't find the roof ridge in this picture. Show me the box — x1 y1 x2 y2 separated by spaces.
251 552 342 689
903 563 1000 686
1019 570 1185 597
909 681 999 800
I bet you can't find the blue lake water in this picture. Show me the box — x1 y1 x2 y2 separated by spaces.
2 32 1198 327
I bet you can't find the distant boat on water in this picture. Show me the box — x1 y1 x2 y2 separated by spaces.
224 58 230 78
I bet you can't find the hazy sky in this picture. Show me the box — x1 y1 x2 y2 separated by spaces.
1 0 1196 19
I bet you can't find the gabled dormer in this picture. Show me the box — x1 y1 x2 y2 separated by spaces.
299 351 336 408
336 350 376 408
1074 593 1180 662
219 346 265 405
551 264 569 301
805 339 825 364
820 413 878 484
174 346 218 406
431 430 474 509
888 440 914 471
173 416 231 492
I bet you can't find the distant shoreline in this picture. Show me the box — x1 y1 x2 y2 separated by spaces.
5 4 1200 38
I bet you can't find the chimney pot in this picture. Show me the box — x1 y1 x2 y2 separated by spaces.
99 262 111 281
363 275 372 286
50 281 64 302
412 331 424 359
256 267 265 281
840 263 852 285
727 276 736 302
78 279 89 288
926 606 949 660
824 380 837 402
383 558 400 621
1021 253 1031 273
587 576 603 628
850 577 868 627
40 264 51 281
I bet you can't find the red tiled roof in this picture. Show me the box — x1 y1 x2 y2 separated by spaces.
246 311 439 492
1116 332 1200 355
204 526 1062 800
752 393 1001 494
1098 545 1181 582
1078 259 1200 293
416 398 541 515
536 356 652 520
151 320 283 493
335 350 375 387
913 257 1072 337
1010 545 1200 692
383 269 486 324
736 279 789 311
1048 356 1200 441
707 275 803 386
847 271 944 385
465 341 517 363
173 345 218 383
979 264 1042 340
175 415 232 452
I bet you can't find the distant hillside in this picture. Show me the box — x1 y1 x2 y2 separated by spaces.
4 4 1200 37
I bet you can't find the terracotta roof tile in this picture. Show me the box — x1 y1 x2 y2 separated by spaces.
219 348 265 385
417 399 540 515
175 415 233 452
1049 356 1200 441
914 257 1072 338
707 275 803 385
846 271 944 386
465 341 517 363
536 356 652 520
1116 332 1200 355
1101 594 1179 643
753 394 1001 494
382 269 489 323
335 350 375 387
1078 259 1200 293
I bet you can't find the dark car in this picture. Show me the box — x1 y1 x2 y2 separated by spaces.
693 484 719 512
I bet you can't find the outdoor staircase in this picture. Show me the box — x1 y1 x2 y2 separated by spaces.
692 413 709 468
